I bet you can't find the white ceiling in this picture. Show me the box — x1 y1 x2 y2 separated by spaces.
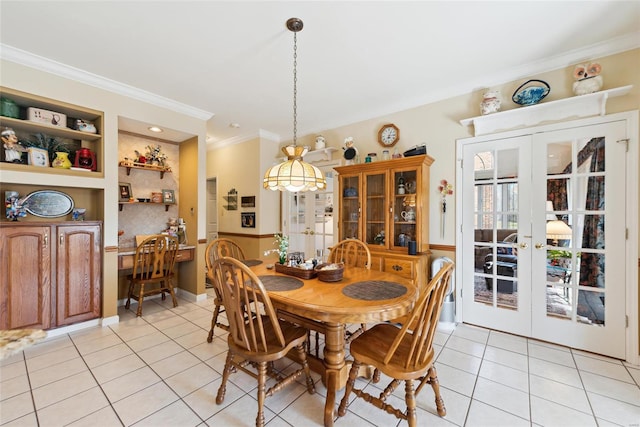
1 1 639 145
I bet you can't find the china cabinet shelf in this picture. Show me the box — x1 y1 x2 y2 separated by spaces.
460 85 633 136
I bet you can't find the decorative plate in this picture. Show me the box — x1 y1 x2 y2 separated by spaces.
22 190 74 218
512 79 550 106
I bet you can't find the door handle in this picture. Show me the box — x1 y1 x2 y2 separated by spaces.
519 242 529 249
535 243 546 249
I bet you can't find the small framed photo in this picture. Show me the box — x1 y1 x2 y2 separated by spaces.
151 192 163 203
162 189 175 204
241 196 255 208
28 147 49 167
119 182 132 202
241 212 256 228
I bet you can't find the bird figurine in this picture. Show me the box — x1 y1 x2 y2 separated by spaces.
572 62 603 95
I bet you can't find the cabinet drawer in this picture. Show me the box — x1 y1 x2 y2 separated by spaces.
175 248 194 262
383 258 415 280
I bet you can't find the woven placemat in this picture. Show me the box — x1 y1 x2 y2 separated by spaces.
342 281 407 301
242 259 263 267
258 275 304 291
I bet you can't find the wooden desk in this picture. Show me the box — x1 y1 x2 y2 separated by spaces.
250 263 417 427
117 245 195 270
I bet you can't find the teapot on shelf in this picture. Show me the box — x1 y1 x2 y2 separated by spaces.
401 209 416 222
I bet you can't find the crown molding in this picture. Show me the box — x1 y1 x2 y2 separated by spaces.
207 128 281 151
0 44 213 121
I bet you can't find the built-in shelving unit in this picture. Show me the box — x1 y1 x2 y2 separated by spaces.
0 86 104 181
460 86 633 136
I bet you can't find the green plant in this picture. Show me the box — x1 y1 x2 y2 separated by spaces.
23 133 77 163
274 233 289 264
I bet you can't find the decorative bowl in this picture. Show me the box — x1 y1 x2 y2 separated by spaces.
512 79 550 106
315 262 345 282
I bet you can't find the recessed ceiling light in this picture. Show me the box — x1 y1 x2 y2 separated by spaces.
148 126 163 133
229 123 240 128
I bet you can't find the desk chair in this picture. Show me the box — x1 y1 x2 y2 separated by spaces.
328 239 371 344
125 234 179 317
205 238 246 342
211 257 315 427
338 262 454 427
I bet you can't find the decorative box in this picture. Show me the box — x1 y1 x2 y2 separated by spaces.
27 107 67 128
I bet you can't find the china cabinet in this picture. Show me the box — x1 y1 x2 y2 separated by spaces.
0 221 102 330
334 154 433 283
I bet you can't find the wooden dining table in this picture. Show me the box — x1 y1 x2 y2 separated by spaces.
248 261 417 427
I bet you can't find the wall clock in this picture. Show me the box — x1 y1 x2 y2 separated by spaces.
377 123 400 147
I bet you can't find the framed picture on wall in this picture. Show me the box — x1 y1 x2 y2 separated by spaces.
241 212 256 228
241 196 255 208
162 189 175 204
119 182 132 202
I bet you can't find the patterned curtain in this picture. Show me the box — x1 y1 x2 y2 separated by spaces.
578 137 606 289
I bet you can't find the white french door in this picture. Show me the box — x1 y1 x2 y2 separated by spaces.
460 119 628 358
282 168 336 260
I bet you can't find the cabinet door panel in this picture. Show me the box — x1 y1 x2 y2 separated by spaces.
56 224 102 326
0 226 51 329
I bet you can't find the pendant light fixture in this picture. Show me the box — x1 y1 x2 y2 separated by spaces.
263 18 326 192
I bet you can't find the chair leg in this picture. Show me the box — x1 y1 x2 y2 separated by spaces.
166 279 178 308
256 361 267 427
125 281 134 309
207 304 221 343
136 283 145 317
405 380 417 427
216 351 234 404
337 360 361 416
428 366 446 417
295 343 316 394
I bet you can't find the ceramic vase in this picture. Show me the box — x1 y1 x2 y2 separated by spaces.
480 91 501 115
52 152 72 169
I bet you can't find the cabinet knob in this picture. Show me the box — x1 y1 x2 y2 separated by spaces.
392 265 403 271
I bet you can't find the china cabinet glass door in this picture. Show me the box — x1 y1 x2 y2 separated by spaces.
391 169 418 250
363 171 386 245
339 174 360 241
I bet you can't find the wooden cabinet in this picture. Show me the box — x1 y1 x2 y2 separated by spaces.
0 225 52 329
334 155 434 284
0 222 102 330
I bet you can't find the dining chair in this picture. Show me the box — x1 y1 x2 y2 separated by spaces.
328 239 372 344
337 261 454 427
125 234 179 317
205 238 246 342
211 257 315 427
328 238 371 269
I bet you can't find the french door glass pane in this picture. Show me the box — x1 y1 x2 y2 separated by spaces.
545 135 607 327
473 148 519 310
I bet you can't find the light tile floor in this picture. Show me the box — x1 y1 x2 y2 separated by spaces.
1 291 639 427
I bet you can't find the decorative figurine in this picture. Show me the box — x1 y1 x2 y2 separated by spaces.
5 191 27 221
315 135 326 150
480 91 501 115
1 127 26 163
343 137 358 165
75 119 97 133
573 62 603 95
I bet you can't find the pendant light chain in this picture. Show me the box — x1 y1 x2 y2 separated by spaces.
292 31 298 146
